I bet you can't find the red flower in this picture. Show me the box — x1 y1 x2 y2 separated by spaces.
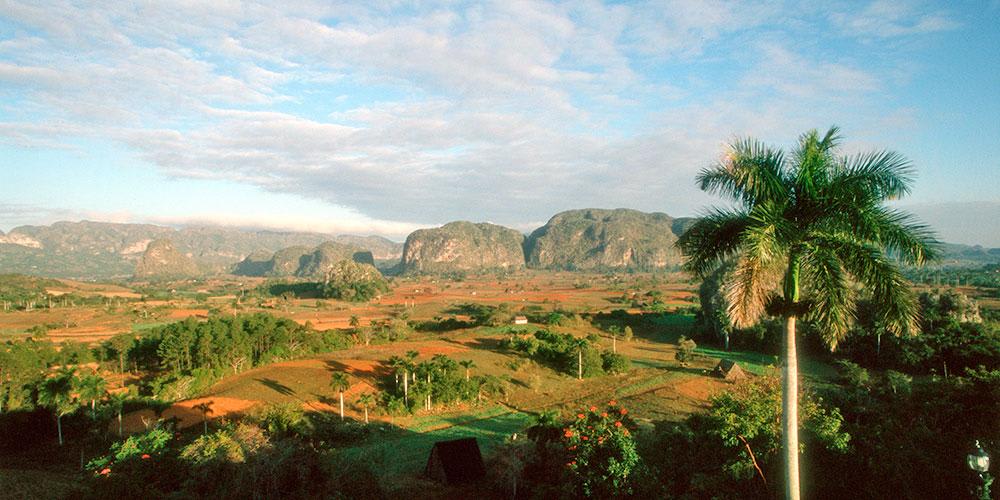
609 400 617 406
615 421 623 427
99 468 111 476
569 445 577 450
141 454 151 459
589 406 597 411
619 408 628 415
582 436 589 441
564 430 573 437
577 413 585 419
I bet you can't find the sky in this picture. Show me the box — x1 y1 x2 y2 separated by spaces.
1 1 999 245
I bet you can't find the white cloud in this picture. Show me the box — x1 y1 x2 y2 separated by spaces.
0 0 956 233
830 0 959 38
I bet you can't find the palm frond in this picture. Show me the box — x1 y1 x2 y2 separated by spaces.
832 150 915 202
800 245 854 349
677 208 750 277
812 233 919 335
812 204 940 266
723 208 788 328
696 138 789 207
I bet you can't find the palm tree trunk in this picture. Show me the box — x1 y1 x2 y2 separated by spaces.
403 371 409 404
118 409 123 437
364 407 369 424
783 255 801 500
57 414 63 446
339 391 344 420
465 369 470 382
577 349 582 380
783 314 800 500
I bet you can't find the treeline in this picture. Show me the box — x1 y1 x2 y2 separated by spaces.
122 314 351 400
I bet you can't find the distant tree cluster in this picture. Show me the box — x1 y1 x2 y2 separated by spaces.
501 330 630 379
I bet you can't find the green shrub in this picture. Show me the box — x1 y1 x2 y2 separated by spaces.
601 352 631 374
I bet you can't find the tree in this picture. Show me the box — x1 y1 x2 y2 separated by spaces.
573 338 589 380
623 326 634 344
329 372 350 420
358 393 374 424
107 391 128 437
676 336 697 366
677 127 937 499
563 401 641 497
193 400 214 435
38 369 78 446
76 373 107 417
459 359 476 382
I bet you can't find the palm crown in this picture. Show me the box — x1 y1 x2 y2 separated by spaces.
678 126 938 348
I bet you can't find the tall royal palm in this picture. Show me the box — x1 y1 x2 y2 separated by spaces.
677 127 937 499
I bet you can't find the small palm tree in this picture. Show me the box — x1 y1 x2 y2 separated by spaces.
107 391 128 437
405 350 419 383
75 373 107 418
193 401 214 435
459 360 476 381
678 127 937 499
38 369 78 446
573 338 589 380
329 372 350 420
358 392 375 424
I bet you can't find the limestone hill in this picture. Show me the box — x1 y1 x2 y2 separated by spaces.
232 241 374 278
524 208 684 271
400 221 525 274
133 239 199 280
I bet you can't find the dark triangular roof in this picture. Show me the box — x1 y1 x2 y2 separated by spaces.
715 359 747 380
425 437 486 484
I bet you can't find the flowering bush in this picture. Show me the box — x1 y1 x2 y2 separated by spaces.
562 401 641 497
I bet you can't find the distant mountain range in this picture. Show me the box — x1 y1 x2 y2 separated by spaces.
0 221 401 280
0 212 996 280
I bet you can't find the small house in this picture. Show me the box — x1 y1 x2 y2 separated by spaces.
425 437 486 484
513 316 528 325
714 359 747 381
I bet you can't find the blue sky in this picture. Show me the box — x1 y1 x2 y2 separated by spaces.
1 1 998 244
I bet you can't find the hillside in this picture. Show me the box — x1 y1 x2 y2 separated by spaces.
132 239 199 280
524 208 685 271
232 241 375 278
400 221 525 274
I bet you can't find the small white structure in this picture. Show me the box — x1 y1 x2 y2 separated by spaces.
513 316 528 325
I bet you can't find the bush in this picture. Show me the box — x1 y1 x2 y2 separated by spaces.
562 401 641 497
601 352 631 374
676 336 697 365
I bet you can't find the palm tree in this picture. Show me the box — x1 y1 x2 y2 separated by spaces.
459 360 476 381
329 372 350 420
193 401 214 435
405 350 419 383
358 393 374 424
38 369 78 446
677 127 937 499
107 391 128 437
386 355 410 404
573 338 589 380
75 373 107 418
